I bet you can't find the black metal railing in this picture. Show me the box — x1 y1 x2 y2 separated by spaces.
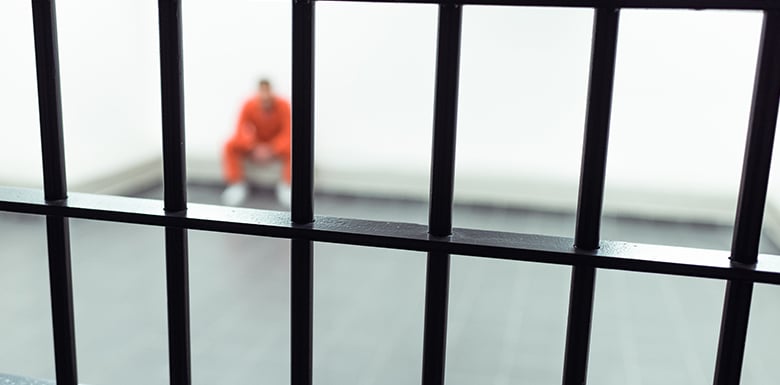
3 1 780 385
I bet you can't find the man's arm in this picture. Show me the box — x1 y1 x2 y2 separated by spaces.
232 100 256 143
270 100 291 158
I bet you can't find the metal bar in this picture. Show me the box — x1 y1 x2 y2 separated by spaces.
318 0 780 11
428 1 461 237
562 264 596 385
44 216 77 385
292 0 315 225
422 4 462 385
731 10 780 266
421 250 451 385
291 1 315 385
32 0 66 202
713 10 780 385
4 188 780 284
31 2 77 384
291 239 313 385
158 0 187 212
562 9 619 385
164 226 190 385
158 1 191 385
575 7 619 251
713 280 754 385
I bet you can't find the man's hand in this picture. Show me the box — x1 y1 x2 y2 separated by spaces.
251 144 274 163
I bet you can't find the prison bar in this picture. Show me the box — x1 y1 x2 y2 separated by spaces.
428 2 462 236
158 1 192 384
290 239 314 385
31 1 78 385
163 226 191 385
561 263 596 385
4 187 780 284
321 0 780 10
731 10 780 266
574 7 619 252
421 3 463 385
42 216 76 385
291 1 316 385
563 7 620 385
159 0 187 213
714 280 755 385
713 10 780 385
13 2 780 385
32 0 66 202
292 0 316 225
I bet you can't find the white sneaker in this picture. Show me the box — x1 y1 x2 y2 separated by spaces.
221 182 248 206
276 182 291 209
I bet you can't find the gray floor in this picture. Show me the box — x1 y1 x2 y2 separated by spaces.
2 184 780 385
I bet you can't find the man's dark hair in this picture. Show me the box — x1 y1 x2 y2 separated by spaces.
259 78 271 88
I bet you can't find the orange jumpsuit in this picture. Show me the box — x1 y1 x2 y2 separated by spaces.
223 95 291 184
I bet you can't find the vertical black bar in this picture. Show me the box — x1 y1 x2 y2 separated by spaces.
43 214 78 385
164 226 190 385
158 1 191 385
421 250 451 385
574 7 620 251
713 280 754 385
731 10 780 266
291 239 313 385
45 216 77 385
292 1 315 385
32 0 66 201
292 0 315 224
428 1 462 236
32 2 78 385
159 0 187 213
562 265 596 385
714 10 780 385
563 8 619 385
422 3 461 385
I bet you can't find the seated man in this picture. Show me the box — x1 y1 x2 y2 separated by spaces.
221 79 291 207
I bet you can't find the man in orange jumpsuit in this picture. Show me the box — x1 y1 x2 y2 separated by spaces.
221 79 291 207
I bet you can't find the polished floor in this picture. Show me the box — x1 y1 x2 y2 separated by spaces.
1 184 780 385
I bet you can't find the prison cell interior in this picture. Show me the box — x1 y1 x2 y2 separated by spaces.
1 1 780 385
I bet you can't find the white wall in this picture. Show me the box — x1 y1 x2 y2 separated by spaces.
2 0 777 225
0 0 161 191
606 10 762 220
1 0 45 188
182 0 292 174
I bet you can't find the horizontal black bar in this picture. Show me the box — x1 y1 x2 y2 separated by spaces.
2 187 780 284
318 0 780 10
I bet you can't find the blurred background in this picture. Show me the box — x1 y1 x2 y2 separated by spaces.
1 0 780 384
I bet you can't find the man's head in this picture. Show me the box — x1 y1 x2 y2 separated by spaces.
258 79 273 109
